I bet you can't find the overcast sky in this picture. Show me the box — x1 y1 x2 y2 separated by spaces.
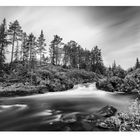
0 6 140 69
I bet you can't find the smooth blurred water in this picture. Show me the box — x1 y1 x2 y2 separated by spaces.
0 83 137 131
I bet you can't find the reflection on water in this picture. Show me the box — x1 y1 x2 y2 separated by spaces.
0 83 137 131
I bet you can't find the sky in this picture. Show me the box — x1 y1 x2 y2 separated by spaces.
0 6 140 69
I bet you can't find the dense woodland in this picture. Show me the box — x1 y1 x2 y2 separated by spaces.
0 19 105 76
0 18 140 95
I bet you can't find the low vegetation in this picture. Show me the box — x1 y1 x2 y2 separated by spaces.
96 68 140 94
0 64 98 97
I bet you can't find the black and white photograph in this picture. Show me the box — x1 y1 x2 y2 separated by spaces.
0 5 140 132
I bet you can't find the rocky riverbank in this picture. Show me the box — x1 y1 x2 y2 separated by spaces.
43 103 140 131
35 105 127 131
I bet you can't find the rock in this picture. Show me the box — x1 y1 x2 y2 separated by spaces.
96 122 108 129
60 112 78 123
96 105 117 117
96 116 121 130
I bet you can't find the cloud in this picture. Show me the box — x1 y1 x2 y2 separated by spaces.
0 6 140 69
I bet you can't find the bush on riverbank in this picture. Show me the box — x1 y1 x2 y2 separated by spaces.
0 64 98 96
96 68 140 94
96 76 124 92
0 83 46 97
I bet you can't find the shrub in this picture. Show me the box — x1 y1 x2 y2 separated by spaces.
96 76 123 92
96 79 114 92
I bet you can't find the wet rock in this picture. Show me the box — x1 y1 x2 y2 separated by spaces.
60 112 78 123
57 105 118 131
96 105 117 117
96 122 108 129
96 116 121 130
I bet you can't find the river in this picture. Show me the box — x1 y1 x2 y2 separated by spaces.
0 83 137 131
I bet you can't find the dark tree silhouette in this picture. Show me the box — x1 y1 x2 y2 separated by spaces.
8 20 22 63
50 35 62 65
0 19 9 75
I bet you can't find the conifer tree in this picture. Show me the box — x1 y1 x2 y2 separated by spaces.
90 46 105 74
8 20 22 63
50 35 62 65
0 18 9 75
27 33 37 69
135 58 140 69
37 30 46 65
22 32 29 64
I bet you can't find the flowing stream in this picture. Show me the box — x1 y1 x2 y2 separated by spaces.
0 83 137 131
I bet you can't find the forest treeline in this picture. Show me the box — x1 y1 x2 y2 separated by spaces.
0 19 106 75
0 18 139 76
0 18 140 95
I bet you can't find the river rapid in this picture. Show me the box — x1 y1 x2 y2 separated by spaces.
0 83 137 131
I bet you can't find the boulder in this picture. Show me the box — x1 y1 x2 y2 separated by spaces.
96 105 117 117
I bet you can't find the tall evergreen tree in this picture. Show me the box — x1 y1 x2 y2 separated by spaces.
22 32 29 65
37 30 46 65
0 18 9 75
112 60 117 70
135 58 140 69
63 43 70 66
8 20 22 63
50 35 62 65
27 33 37 85
66 40 79 68
83 49 91 71
27 33 37 69
90 46 105 74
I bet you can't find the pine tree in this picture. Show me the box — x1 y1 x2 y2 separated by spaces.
90 46 105 74
63 43 71 66
8 20 22 63
63 41 90 69
83 49 91 71
37 30 46 65
27 33 37 69
112 60 117 70
66 40 79 68
22 32 29 65
135 58 140 69
27 33 37 85
49 35 62 65
0 18 9 75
